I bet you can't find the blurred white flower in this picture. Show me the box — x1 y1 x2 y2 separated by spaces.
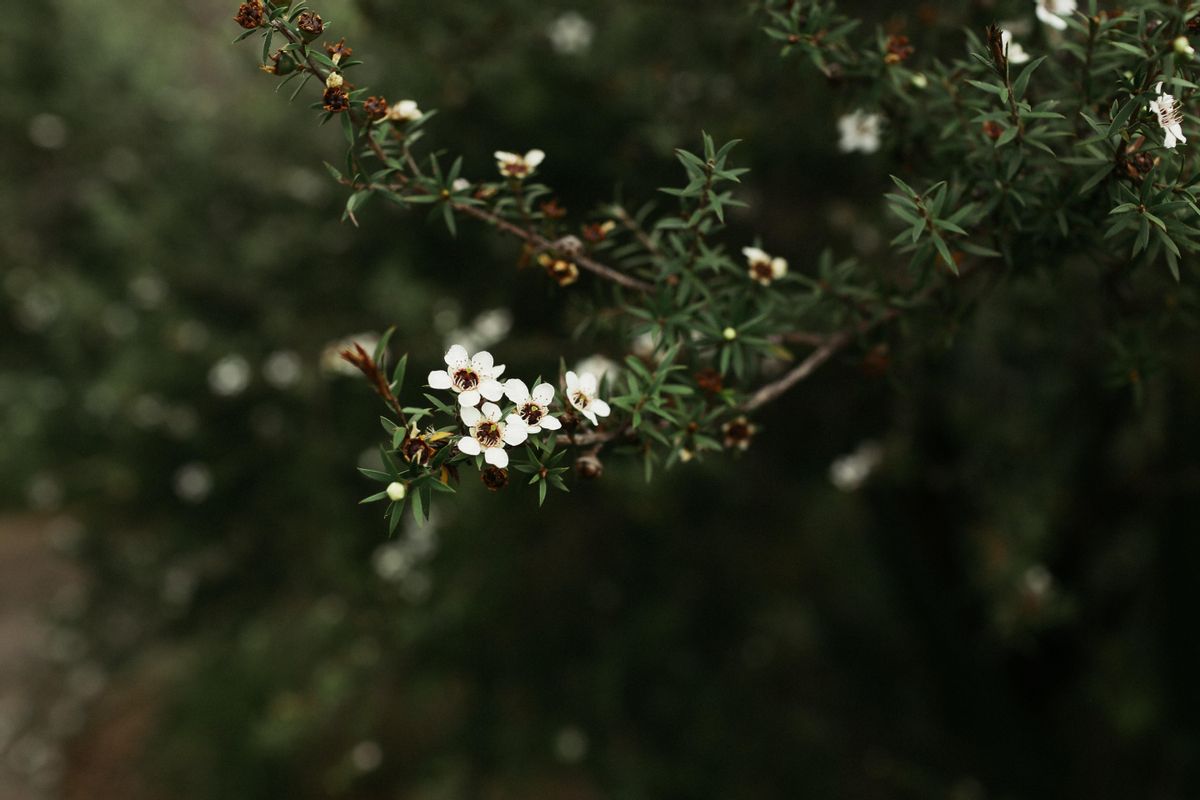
565 371 611 425
829 441 884 492
263 350 303 389
452 177 471 192
574 354 618 384
456 402 528 468
428 344 506 407
838 110 883 154
1035 0 1075 31
495 149 545 179
553 725 589 763
208 354 251 396
350 741 382 772
321 332 379 375
386 99 422 122
1001 29 1030 64
742 246 788 286
174 462 213 503
28 113 68 150
503 379 562 434
547 11 594 55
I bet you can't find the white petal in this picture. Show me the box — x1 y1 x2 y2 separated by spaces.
771 258 788 278
590 398 611 418
531 383 555 405
742 246 768 264
525 149 545 168
565 371 579 392
502 417 528 446
457 436 481 456
480 402 502 422
581 409 598 425
494 151 518 163
484 447 509 468
1036 4 1068 30
580 372 597 395
1164 131 1178 149
479 379 504 402
460 405 483 427
504 379 531 403
471 350 494 371
428 370 452 390
539 414 562 430
458 389 481 407
444 344 469 368
491 364 506 379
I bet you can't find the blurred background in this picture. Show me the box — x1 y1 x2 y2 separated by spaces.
2 0 1199 797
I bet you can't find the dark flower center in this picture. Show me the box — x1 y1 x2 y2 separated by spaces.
519 403 544 425
571 391 590 410
751 261 774 280
475 421 502 447
452 368 480 392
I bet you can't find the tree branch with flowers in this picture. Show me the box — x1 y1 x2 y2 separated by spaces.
229 0 1200 528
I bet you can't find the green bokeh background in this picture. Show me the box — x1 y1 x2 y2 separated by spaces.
2 0 1198 797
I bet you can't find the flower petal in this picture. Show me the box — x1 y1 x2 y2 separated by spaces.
531 383 555 405
479 379 504 402
484 447 509 468
428 370 452 390
1036 4 1068 30
742 246 768 264
458 389 481 407
494 151 517 163
491 363 506 379
580 372 597 395
471 350 494 371
581 409 598 425
444 344 469 368
457 436 481 456
565 371 579 392
539 414 562 430
525 149 545 168
590 398 611 418
460 405 483 427
502 417 528 446
504 379 531 404
480 402 502 422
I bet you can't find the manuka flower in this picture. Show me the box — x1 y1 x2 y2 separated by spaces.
1150 82 1187 150
837 110 882 154
722 416 757 451
1001 29 1030 64
456 402 528 468
503 379 562 434
495 149 545 179
564 371 610 425
428 345 505 407
386 99 422 123
1035 0 1076 31
742 246 788 286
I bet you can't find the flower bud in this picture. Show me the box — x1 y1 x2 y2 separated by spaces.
911 73 928 89
722 327 737 341
386 482 406 501
234 0 265 29
325 72 344 89
480 466 509 491
1174 36 1195 59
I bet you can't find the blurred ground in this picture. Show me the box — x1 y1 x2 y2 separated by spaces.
0 516 81 800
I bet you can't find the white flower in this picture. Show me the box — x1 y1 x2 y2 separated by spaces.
456 402 528 468
547 11 594 55
451 178 471 192
564 371 611 425
427 345 506 407
503 379 562 434
1150 82 1187 150
574 355 618 384
742 246 788 286
1035 0 1076 31
837 110 882 154
829 441 884 492
386 99 422 122
1001 29 1030 64
494 149 545 179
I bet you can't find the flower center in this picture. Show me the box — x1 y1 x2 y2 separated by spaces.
503 162 529 177
475 420 502 447
519 403 544 425
452 368 480 392
572 391 591 410
751 261 773 280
